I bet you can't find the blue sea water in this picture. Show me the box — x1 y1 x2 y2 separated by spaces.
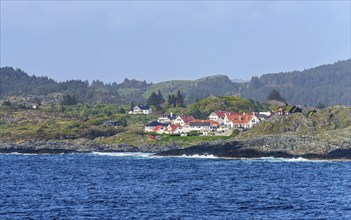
1 152 350 219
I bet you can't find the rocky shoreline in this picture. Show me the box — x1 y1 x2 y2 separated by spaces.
1 133 351 160
0 140 180 154
155 141 351 160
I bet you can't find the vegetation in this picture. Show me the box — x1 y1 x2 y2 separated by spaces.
1 59 350 108
267 89 286 102
1 95 261 147
147 90 165 110
167 90 185 108
239 105 351 139
242 59 351 106
184 96 267 119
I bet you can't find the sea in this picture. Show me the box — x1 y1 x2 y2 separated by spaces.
1 152 350 219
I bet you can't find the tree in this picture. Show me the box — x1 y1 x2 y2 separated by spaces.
176 90 185 107
147 90 165 109
267 89 285 102
2 100 11 106
130 101 135 111
119 107 126 114
157 90 165 105
167 94 177 107
147 92 159 106
62 94 77 105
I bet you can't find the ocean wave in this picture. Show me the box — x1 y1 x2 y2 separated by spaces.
250 157 325 162
178 154 219 159
7 152 40 156
91 152 155 157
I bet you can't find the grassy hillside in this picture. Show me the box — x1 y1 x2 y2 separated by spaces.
143 75 240 103
183 96 267 119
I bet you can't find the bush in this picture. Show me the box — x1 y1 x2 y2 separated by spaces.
84 127 119 140
230 129 240 137
188 130 199 136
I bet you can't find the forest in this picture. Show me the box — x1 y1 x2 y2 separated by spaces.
1 59 350 106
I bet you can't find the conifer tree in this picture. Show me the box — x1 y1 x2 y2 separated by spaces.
176 90 185 107
267 89 285 102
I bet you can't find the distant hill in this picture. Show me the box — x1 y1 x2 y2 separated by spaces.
0 67 151 104
241 59 351 106
142 60 350 106
1 59 350 106
142 75 241 103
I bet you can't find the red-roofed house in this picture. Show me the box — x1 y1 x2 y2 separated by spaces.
152 125 166 134
165 124 184 134
224 113 260 129
174 115 195 126
189 120 219 131
208 111 239 125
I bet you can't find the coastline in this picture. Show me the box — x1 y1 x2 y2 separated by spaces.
1 136 350 160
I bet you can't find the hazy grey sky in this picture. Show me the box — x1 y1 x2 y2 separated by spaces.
1 1 350 83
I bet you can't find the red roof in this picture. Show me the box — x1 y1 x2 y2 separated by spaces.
214 111 228 117
179 116 195 123
152 125 164 132
190 119 219 126
227 114 253 124
168 124 181 131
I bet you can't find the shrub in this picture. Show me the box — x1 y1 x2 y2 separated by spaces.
188 130 199 136
230 129 240 137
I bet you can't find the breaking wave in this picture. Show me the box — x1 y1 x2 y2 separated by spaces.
250 157 326 162
92 152 155 157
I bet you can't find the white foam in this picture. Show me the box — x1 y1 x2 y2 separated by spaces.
251 157 323 162
92 152 155 157
9 152 39 156
178 154 219 159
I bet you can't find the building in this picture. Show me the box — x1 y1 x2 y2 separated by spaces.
144 121 168 133
173 115 195 126
276 105 302 115
157 112 178 124
189 120 219 131
129 105 153 115
224 113 260 129
208 111 239 125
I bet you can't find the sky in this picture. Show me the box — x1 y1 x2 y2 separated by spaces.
1 1 350 84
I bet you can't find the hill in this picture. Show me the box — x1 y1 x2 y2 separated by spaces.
241 59 351 106
0 67 150 104
1 59 350 106
142 75 241 103
182 96 266 119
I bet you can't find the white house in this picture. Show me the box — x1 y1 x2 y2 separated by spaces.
165 124 186 134
144 121 167 133
173 115 195 126
188 120 219 131
157 112 178 124
152 125 166 134
208 111 238 125
129 105 153 115
224 113 260 129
